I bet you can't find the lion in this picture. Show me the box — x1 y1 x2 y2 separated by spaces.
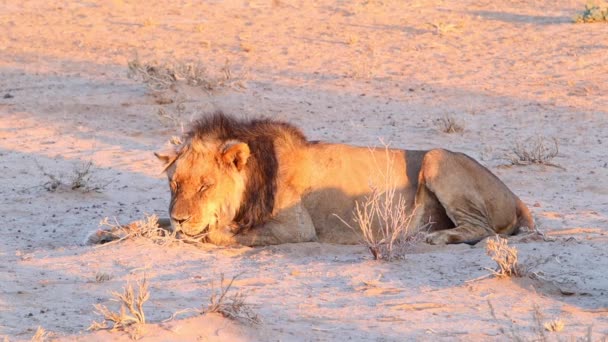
153 112 534 246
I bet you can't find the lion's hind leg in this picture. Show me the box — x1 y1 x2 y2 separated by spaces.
419 149 517 245
425 222 495 245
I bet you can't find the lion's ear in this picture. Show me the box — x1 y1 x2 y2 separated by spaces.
222 141 250 171
154 150 178 173
154 151 175 164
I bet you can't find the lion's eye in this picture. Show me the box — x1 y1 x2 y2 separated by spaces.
198 184 210 193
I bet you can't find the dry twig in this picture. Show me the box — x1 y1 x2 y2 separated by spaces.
205 273 260 324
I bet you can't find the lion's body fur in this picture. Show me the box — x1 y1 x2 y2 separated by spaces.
157 112 535 246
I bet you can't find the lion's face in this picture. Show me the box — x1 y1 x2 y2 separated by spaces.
156 140 250 236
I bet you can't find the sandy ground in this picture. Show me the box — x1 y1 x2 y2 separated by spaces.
1 0 607 340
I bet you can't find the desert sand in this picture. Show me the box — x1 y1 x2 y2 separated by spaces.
1 0 607 341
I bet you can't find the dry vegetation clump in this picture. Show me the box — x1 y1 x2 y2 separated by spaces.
336 144 429 261
30 326 52 342
95 272 112 283
485 236 526 278
508 136 559 167
574 1 608 23
435 115 465 133
204 273 260 324
92 214 175 246
88 214 206 247
127 57 246 92
544 318 565 332
428 21 463 35
37 160 110 193
89 277 150 340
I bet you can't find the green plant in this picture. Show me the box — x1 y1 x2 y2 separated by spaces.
574 2 608 23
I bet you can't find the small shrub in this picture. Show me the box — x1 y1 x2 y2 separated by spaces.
205 273 260 324
89 276 150 339
508 136 559 166
574 2 608 23
485 236 525 278
435 115 464 133
336 144 429 261
37 160 110 193
70 161 98 191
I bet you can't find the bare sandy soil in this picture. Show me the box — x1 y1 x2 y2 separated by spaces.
1 0 607 341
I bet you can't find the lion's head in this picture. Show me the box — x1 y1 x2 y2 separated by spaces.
155 113 296 237
155 138 250 236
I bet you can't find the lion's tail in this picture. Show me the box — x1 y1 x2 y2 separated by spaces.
516 198 535 232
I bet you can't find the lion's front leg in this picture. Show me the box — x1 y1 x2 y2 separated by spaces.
230 202 317 246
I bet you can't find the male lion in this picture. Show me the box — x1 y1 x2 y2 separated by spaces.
154 112 534 246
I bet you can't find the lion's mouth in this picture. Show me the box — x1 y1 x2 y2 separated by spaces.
171 221 210 236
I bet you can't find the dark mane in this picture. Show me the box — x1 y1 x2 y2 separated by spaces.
186 111 308 232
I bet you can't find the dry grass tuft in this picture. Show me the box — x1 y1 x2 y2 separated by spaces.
30 326 52 342
70 161 99 191
128 57 246 92
485 236 526 278
427 21 463 35
574 1 608 23
205 273 260 324
336 143 429 261
544 318 565 332
96 214 174 245
435 115 464 133
89 276 150 339
508 136 559 167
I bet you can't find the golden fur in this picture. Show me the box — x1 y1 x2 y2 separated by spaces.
156 112 535 246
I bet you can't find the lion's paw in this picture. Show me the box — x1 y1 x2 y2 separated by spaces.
425 231 450 245
83 228 123 246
